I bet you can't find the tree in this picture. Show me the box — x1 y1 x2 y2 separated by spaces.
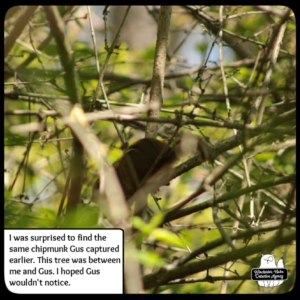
4 5 295 294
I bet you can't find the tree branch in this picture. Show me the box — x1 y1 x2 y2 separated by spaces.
44 6 83 217
146 6 172 138
143 227 295 289
5 6 38 58
165 174 295 223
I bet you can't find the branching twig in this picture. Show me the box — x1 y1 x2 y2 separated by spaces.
91 6 131 147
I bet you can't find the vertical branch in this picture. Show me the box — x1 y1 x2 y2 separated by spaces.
218 6 253 221
145 6 172 138
44 6 84 217
218 6 231 120
87 6 100 76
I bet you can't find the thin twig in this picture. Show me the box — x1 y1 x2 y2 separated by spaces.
87 6 100 76
91 6 131 147
9 132 37 191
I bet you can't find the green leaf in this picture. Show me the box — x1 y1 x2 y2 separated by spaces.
138 250 165 268
150 228 186 248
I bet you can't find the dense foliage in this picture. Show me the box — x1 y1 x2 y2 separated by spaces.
5 6 295 294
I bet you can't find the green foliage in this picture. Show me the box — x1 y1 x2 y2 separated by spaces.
133 215 186 248
138 250 165 268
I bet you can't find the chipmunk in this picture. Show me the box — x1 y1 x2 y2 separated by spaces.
93 138 177 201
92 135 208 218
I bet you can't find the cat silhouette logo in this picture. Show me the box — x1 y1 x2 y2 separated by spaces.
251 254 287 287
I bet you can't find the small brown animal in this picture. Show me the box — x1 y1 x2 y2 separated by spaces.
93 138 177 201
